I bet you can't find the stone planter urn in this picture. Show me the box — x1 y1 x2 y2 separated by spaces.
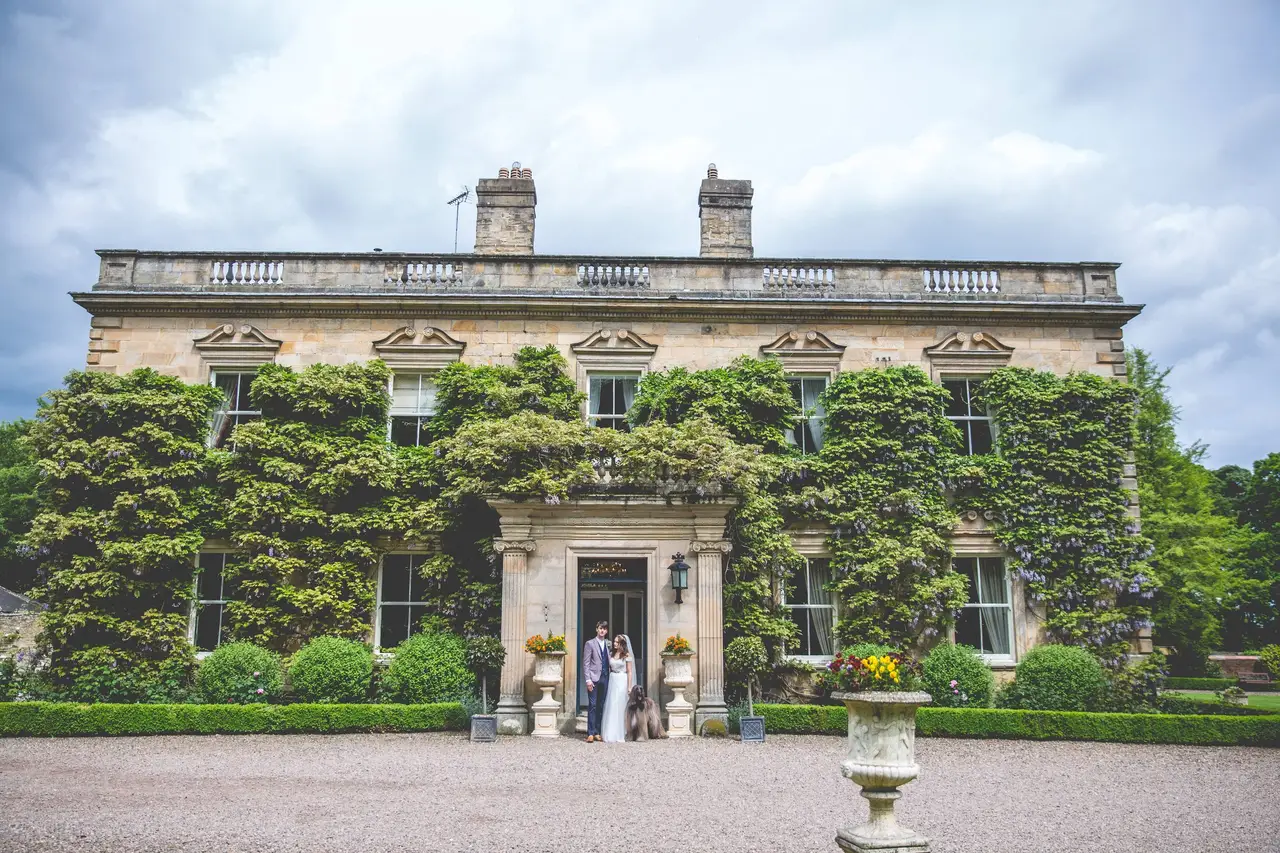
530 651 566 738
661 653 695 738
832 691 933 853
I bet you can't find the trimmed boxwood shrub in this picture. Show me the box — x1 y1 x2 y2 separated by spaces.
754 703 1280 746
1165 677 1234 691
288 637 373 704
196 643 283 704
0 702 468 737
922 643 995 708
1004 644 1106 711
379 632 473 704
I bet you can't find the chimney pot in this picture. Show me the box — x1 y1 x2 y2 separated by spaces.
707 163 718 179
499 167 510 178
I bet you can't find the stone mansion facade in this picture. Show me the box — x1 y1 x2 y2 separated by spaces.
71 164 1143 733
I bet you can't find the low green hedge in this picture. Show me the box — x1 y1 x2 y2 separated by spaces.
1165 677 1234 691
755 703 1280 746
0 702 468 737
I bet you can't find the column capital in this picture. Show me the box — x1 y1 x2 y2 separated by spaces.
494 539 537 554
689 539 732 555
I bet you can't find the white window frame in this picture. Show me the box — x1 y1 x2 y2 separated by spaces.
208 370 262 449
942 375 996 456
586 372 639 432
786 375 828 455
955 555 1015 664
190 552 232 657
387 371 439 447
781 556 838 663
374 553 432 652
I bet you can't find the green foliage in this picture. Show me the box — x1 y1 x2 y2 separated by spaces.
428 346 585 441
967 368 1153 660
24 368 223 696
1230 453 1280 648
379 632 474 704
700 718 727 737
1164 676 1233 691
1097 651 1166 713
220 361 395 652
1260 645 1280 677
287 637 373 703
0 701 468 737
196 642 283 704
754 703 1280 745
921 643 995 708
1128 350 1258 673
843 642 896 660
724 636 770 685
440 412 603 501
1004 644 1107 711
0 420 40 594
808 366 965 647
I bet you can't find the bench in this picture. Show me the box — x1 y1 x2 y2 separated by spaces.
1237 672 1272 686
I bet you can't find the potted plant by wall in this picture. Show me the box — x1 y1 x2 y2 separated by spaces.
724 636 769 743
525 633 567 738
466 636 506 742
825 649 932 853
660 633 696 738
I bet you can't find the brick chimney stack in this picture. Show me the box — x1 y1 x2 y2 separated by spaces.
474 162 536 255
698 163 753 258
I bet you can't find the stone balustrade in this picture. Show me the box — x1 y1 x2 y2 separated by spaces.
93 251 1123 303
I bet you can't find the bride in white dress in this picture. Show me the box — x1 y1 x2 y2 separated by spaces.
599 634 634 743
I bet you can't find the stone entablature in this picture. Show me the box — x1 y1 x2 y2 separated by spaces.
86 250 1125 304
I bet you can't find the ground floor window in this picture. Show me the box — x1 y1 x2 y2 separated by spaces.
782 557 836 660
376 554 431 649
192 552 233 652
954 556 1013 659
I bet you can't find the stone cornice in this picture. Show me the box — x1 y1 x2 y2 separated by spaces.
70 291 1144 326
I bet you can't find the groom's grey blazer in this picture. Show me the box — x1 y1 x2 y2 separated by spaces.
582 636 608 687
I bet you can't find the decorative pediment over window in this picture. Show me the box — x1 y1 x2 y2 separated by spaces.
570 329 657 370
193 324 282 366
923 331 1014 378
372 326 466 369
760 330 846 375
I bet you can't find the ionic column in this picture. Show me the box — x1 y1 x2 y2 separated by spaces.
494 538 536 734
691 539 731 731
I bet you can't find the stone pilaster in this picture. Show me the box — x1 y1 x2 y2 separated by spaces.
494 538 536 734
691 538 731 731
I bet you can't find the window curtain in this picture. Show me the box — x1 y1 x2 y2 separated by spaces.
803 381 825 450
978 559 1011 655
589 377 607 415
620 377 637 413
207 394 231 447
806 559 835 656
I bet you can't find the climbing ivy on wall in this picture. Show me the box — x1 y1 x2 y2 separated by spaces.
805 366 967 648
24 369 223 697
219 361 397 652
963 367 1155 662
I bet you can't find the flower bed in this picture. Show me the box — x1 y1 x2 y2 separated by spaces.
0 702 468 737
755 704 1280 746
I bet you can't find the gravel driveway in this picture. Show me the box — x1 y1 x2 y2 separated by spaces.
1 733 1276 853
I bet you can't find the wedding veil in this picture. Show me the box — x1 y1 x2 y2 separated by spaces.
622 634 636 692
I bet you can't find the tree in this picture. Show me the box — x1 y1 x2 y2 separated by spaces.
1232 453 1280 647
0 420 39 594
1128 349 1257 672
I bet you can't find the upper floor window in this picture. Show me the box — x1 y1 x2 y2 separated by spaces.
954 556 1013 660
588 374 637 431
943 377 993 455
389 373 438 447
787 376 828 454
192 552 234 652
782 557 836 660
209 371 261 449
376 554 432 650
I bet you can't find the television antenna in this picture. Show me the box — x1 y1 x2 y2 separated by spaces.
446 187 471 253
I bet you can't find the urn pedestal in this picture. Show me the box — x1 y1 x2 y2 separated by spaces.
530 652 566 738
661 653 695 738
832 691 933 853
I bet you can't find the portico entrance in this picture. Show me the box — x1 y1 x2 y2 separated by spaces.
577 557 647 712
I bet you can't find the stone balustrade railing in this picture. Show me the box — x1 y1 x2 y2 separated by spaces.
93 251 1122 302
587 454 724 496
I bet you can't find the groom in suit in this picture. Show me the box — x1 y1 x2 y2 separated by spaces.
582 620 610 743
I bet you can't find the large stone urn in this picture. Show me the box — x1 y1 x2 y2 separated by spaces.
661 653 695 738
832 691 933 853
530 651 566 738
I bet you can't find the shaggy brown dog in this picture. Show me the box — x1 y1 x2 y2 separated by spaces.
626 685 667 741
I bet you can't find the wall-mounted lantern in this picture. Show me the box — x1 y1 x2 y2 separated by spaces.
668 553 690 604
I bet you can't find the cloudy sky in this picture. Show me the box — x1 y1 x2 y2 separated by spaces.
1 1 1277 466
